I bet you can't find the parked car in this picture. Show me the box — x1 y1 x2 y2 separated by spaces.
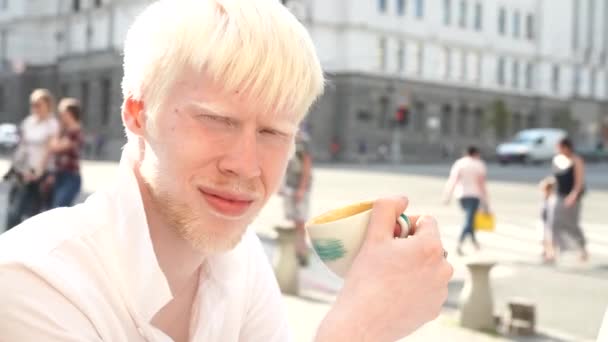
0 123 19 152
496 128 567 165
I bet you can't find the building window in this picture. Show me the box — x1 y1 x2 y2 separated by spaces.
512 61 520 88
414 101 426 132
72 0 80 12
460 51 467 80
1 0 8 10
525 62 534 90
459 0 467 28
397 0 406 15
443 0 451 25
444 47 452 78
513 11 521 38
407 43 423 75
512 112 523 133
573 66 581 96
590 69 597 98
378 97 389 128
60 83 69 98
474 2 483 31
378 0 387 13
80 81 89 124
552 64 561 93
0 86 5 113
572 0 580 50
527 114 538 128
417 43 424 74
458 105 468 136
378 37 387 70
526 14 535 40
588 0 595 55
473 108 483 133
497 57 506 85
101 78 112 126
441 104 452 135
94 0 102 7
415 0 424 18
397 41 406 72
498 7 506 35
476 53 482 83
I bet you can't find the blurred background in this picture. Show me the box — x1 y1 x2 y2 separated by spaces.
1 0 608 341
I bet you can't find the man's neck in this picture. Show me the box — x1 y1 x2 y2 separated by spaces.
133 165 206 296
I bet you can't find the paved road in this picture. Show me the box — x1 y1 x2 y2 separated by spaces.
1 158 607 340
255 162 608 341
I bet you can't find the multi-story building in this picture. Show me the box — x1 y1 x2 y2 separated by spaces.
0 0 150 158
292 0 608 161
0 0 607 161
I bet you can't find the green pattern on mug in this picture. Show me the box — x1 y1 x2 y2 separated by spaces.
312 239 347 262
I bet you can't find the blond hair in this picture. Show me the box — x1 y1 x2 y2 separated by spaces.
58 97 81 113
29 88 55 110
121 0 325 127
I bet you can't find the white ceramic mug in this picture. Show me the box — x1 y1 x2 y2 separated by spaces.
306 200 411 278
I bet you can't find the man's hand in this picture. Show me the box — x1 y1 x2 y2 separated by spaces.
316 197 453 342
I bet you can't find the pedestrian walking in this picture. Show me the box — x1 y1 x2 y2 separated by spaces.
443 146 491 256
48 98 84 208
281 131 313 266
7 89 59 228
548 137 589 262
0 1 451 341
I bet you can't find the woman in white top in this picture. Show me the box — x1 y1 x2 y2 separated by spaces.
443 146 490 256
7 89 59 228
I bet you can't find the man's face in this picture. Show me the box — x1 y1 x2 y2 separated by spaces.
139 73 298 254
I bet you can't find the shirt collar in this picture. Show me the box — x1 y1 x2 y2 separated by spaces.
106 148 242 324
108 149 173 322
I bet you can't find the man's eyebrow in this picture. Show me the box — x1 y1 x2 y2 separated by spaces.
186 101 230 116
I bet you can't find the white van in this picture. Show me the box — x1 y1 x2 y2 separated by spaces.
496 128 567 165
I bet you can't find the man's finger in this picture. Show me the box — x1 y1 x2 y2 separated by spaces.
366 196 408 243
412 215 441 239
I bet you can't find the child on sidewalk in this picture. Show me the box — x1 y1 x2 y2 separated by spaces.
539 176 556 263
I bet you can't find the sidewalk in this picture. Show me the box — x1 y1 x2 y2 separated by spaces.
282 293 577 342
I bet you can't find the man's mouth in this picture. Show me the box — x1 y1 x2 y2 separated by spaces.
198 187 256 217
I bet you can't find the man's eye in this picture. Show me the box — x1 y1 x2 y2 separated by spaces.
199 114 232 126
260 128 286 137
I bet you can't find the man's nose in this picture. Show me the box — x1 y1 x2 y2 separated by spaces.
217 129 262 179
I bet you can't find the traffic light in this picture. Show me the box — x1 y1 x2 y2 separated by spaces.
395 106 409 127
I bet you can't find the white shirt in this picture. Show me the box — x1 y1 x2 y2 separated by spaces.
448 156 487 199
17 114 59 172
0 151 290 341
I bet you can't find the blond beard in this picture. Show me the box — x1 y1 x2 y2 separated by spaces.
144 181 245 254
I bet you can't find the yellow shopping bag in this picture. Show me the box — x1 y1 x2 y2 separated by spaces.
474 211 495 232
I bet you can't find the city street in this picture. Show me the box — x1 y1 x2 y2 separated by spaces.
1 158 607 341
256 161 608 341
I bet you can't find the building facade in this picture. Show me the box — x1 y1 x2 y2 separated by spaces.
0 0 607 161
0 0 150 159
291 0 608 161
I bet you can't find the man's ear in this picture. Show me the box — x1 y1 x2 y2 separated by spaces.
122 97 146 137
